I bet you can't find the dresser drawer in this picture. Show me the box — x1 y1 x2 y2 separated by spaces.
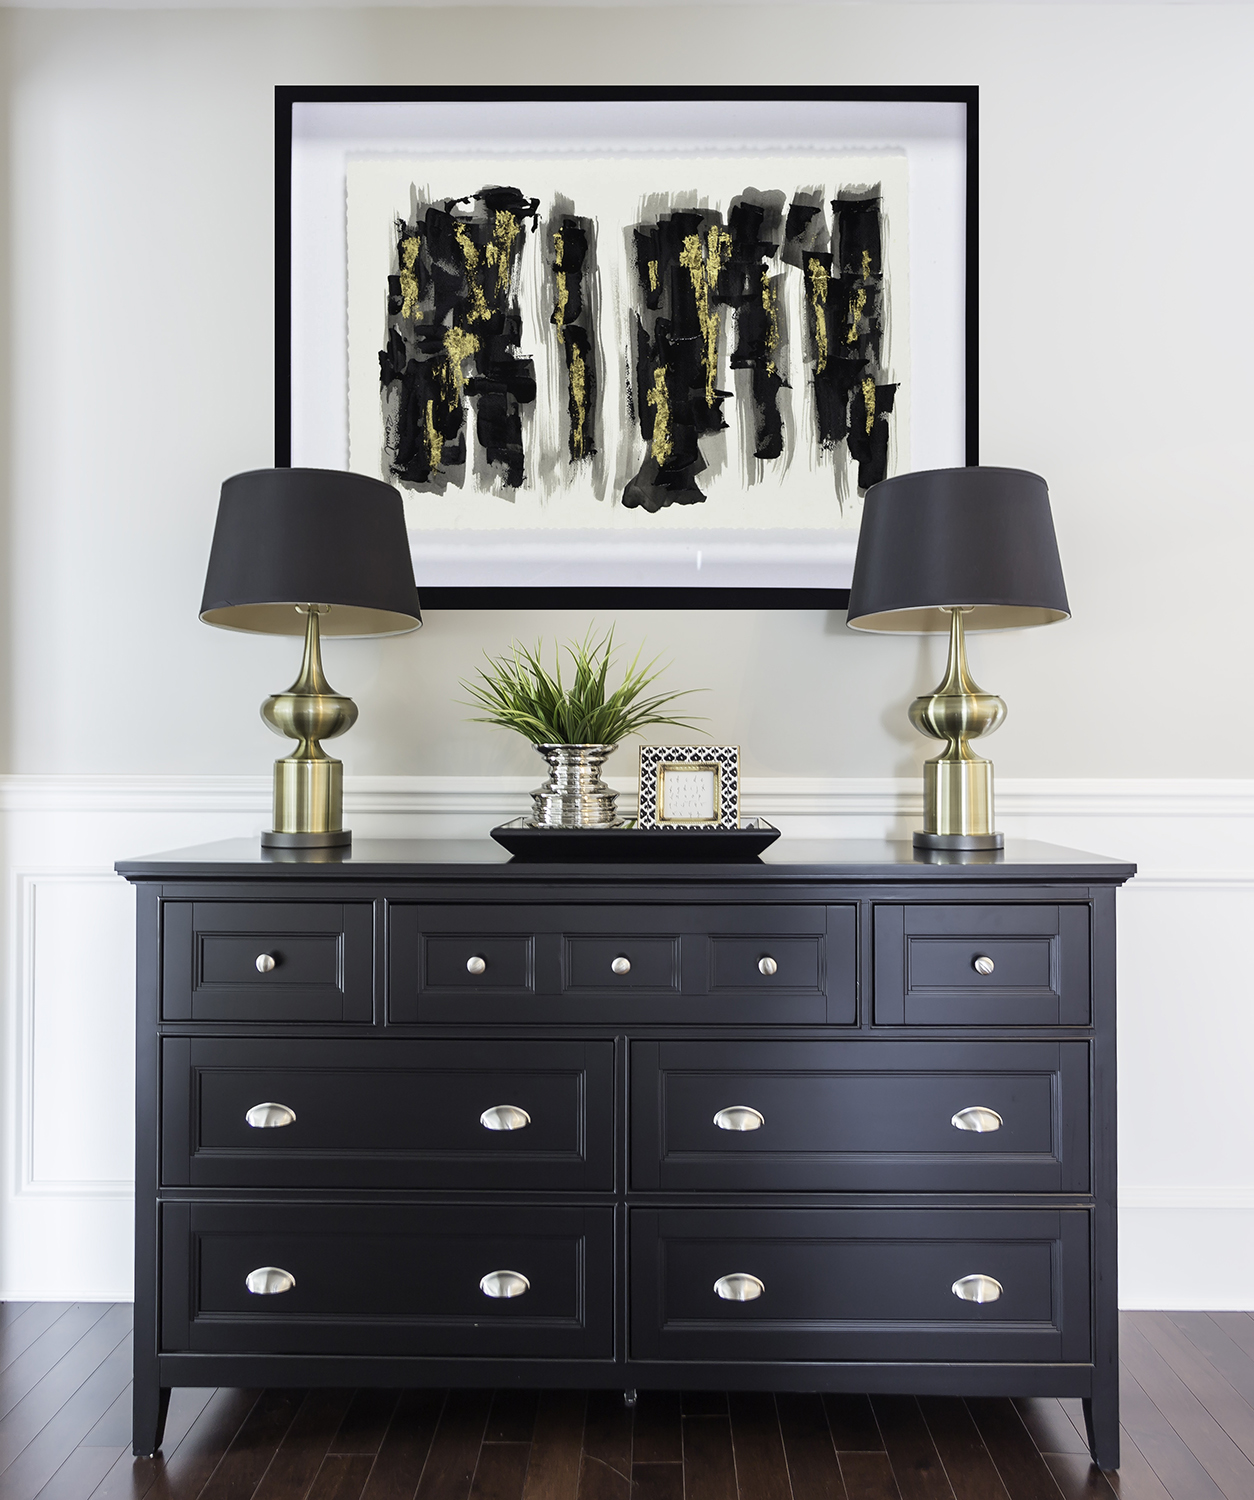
630 1207 1090 1364
162 902 373 1023
632 1039 1089 1193
874 904 1090 1025
389 903 855 1025
162 1202 613 1358
162 1037 614 1190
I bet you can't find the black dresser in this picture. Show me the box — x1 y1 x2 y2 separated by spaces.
117 837 1134 1469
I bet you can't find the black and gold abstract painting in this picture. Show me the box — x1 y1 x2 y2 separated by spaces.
348 155 908 537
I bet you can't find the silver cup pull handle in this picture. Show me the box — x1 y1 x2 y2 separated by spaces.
466 955 487 975
952 1274 1003 1303
951 1106 1003 1133
246 1102 296 1130
611 955 631 975
480 1105 531 1132
973 955 995 976
246 1266 295 1295
714 1105 765 1132
480 1270 530 1299
255 954 277 974
714 1273 764 1302
758 956 778 976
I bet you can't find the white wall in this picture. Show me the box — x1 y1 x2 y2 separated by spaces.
1 3 1252 1306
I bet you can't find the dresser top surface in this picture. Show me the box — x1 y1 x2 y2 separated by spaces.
115 836 1135 884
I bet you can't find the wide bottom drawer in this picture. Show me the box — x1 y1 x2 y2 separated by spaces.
631 1207 1090 1364
162 1202 614 1359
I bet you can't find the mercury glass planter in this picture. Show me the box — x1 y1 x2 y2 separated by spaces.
528 743 624 829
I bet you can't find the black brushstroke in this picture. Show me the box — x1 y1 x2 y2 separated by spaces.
724 195 788 462
551 214 598 463
378 186 539 490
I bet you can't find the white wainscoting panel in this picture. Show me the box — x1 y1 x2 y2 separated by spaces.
1 774 1250 1307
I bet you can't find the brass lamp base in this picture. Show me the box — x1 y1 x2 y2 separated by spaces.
260 605 358 850
908 608 1008 849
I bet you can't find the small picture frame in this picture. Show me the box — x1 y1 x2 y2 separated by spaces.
638 746 740 830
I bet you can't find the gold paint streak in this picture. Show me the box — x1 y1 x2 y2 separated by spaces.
861 249 872 279
680 225 729 407
569 343 588 459
862 377 876 434
647 259 659 293
808 257 829 373
761 268 779 378
647 366 672 465
442 326 480 409
424 399 443 472
399 235 423 321
553 229 568 345
453 222 490 323
485 209 521 297
848 286 867 345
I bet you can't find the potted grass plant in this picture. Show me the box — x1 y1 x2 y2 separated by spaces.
462 628 704 828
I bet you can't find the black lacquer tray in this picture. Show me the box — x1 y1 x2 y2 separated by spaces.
490 817 781 862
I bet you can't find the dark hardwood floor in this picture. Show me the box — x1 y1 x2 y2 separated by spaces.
2 1305 1253 1499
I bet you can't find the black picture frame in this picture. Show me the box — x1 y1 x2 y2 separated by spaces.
276 85 978 610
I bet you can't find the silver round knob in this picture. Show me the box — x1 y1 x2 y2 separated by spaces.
758 956 778 977
255 954 276 974
973 955 995 976
466 956 487 976
611 956 631 975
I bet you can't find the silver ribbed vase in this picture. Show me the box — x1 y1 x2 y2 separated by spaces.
528 743 624 829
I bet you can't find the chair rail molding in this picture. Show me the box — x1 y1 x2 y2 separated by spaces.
2 772 1252 1307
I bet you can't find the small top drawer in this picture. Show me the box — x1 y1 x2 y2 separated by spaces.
162 902 373 1022
874 904 1090 1026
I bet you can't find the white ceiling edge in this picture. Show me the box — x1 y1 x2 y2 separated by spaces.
2 0 1249 10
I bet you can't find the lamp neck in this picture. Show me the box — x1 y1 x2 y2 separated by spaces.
288 605 334 697
936 607 983 697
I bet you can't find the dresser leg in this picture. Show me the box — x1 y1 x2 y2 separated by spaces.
1083 1389 1120 1470
623 1389 638 1408
133 1381 170 1458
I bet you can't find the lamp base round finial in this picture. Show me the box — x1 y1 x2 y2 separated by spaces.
913 830 1004 851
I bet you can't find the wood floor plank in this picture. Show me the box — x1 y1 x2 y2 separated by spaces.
470 1442 530 1500
520 1391 585 1500
683 1393 728 1416
871 1397 954 1500
915 1398 1009 1500
416 1389 493 1500
138 1387 264 1500
1043 1454 1117 1499
1118 1363 1225 1500
486 1391 538 1445
580 1388 631 1482
573 1454 628 1500
1165 1313 1254 1409
727 1392 790 1500
1143 1312 1254 1458
1121 1315 1254 1495
31 1442 124 1499
253 1390 357 1500
824 1397 884 1453
1 1306 75 1374
629 1464 682 1500
198 1388 306 1500
775 1392 846 1500
360 1388 446 1500
81 1384 134 1449
307 1452 376 1500
0 1327 135 1500
86 1388 218 1500
331 1391 402 1456
1103 1429 1174 1500
631 1393 681 1466
1209 1315 1254 1363
1012 1399 1091 1458
0 1303 112 1418
681 1416 737 1500
964 1398 1063 1500
837 1451 902 1500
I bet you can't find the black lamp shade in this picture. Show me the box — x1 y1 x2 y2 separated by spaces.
846 466 1070 633
200 468 422 637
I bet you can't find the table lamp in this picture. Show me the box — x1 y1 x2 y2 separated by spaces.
846 466 1069 851
200 468 422 849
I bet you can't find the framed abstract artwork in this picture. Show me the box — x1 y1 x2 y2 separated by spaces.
278 86 977 608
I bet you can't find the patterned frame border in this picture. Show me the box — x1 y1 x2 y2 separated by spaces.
638 745 740 830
